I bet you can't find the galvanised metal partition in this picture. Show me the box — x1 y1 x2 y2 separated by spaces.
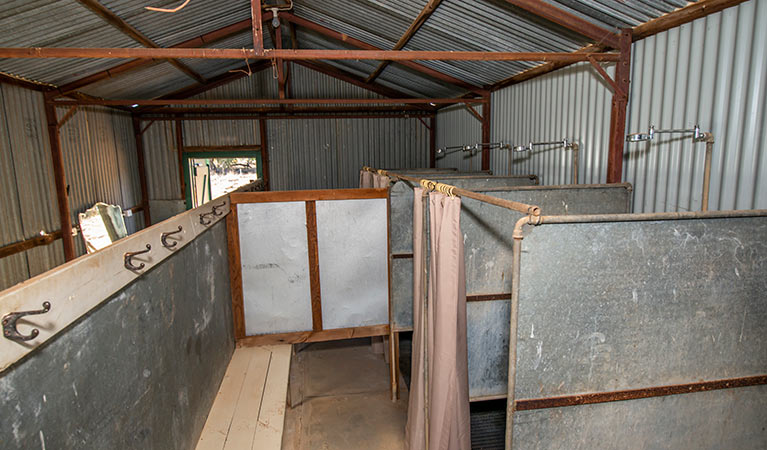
0 221 233 450
390 179 633 399
506 212 767 448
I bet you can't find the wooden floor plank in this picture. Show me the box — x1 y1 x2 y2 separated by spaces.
223 347 271 450
196 348 254 450
254 345 292 448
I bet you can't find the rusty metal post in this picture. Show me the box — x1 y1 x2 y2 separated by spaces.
606 29 632 183
259 119 270 190
132 115 151 227
43 102 76 261
481 95 491 171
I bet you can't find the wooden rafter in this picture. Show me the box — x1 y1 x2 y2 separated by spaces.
251 0 264 56
76 0 205 85
139 106 433 114
366 0 443 83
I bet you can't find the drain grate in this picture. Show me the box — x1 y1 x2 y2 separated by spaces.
470 401 506 450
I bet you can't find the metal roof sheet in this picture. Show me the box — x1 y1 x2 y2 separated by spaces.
0 0 697 97
0 0 141 85
80 61 196 99
99 0 252 48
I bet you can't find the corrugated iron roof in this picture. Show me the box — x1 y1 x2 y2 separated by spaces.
0 0 696 97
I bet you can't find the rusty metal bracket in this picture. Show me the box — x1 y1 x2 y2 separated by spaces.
124 244 151 271
161 226 183 249
2 302 51 342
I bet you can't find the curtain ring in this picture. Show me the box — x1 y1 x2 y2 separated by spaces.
420 179 436 191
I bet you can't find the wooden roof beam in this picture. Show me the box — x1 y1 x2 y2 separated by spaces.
366 0 444 83
0 47 619 62
52 98 486 106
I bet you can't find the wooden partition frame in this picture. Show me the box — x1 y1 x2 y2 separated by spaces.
228 189 398 384
228 188 397 398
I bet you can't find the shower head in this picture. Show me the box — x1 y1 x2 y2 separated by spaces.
626 133 651 142
513 144 530 152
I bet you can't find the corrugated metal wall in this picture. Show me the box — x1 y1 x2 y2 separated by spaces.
0 84 62 289
434 0 766 212
142 62 430 193
0 83 143 290
627 0 767 212
435 105 483 171
269 116 429 190
490 62 614 185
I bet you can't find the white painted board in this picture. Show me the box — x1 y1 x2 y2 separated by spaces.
238 202 313 335
316 198 389 329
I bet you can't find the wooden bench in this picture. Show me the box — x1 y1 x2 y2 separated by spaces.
196 344 291 450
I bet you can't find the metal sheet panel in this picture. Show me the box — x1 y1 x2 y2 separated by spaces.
0 1 141 86
489 0 766 211
238 201 313 335
0 84 63 288
59 106 144 256
268 117 429 190
142 120 182 201
80 62 196 100
626 0 767 212
512 385 767 450
0 220 233 450
507 215 767 447
436 106 483 172
0 85 30 289
390 175 540 255
182 119 259 148
316 198 389 329
391 184 632 334
464 186 631 397
491 62 614 186
517 216 767 398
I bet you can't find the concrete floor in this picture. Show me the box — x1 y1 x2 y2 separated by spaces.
281 338 409 450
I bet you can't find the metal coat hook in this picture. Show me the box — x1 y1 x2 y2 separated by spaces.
124 244 151 271
161 226 183 249
3 301 51 342
211 202 227 216
199 211 216 225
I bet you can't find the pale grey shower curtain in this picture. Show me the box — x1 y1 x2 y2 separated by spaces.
406 190 470 450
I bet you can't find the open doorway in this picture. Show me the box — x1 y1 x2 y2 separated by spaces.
183 151 262 209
